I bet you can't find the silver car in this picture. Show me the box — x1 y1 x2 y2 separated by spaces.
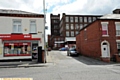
67 48 79 56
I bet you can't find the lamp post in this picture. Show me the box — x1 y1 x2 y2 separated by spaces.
43 0 46 63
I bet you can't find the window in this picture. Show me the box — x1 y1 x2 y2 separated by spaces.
4 42 31 56
75 17 78 22
66 31 69 36
84 24 87 27
75 24 79 30
66 24 69 30
54 38 56 41
115 22 120 36
66 17 69 22
117 42 120 55
53 20 59 23
58 38 60 41
54 25 58 29
54 30 57 33
13 20 22 33
30 21 37 33
76 31 79 35
101 22 108 36
71 31 74 36
79 17 83 22
71 24 74 30
70 17 74 22
88 17 92 23
84 17 87 22
80 24 83 29
58 43 60 47
93 17 96 21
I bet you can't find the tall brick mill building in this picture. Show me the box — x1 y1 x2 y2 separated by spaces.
49 13 102 49
76 14 120 62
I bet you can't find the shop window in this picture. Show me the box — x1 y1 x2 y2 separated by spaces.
4 42 31 56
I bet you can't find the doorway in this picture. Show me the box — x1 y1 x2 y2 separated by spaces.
101 41 110 58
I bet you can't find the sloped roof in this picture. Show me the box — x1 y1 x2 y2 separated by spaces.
100 14 120 19
0 9 38 14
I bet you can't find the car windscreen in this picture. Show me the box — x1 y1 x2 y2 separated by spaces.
70 48 76 51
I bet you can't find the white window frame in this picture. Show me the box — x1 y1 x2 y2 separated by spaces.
30 20 37 33
115 22 120 36
116 40 120 55
13 20 22 33
101 22 109 37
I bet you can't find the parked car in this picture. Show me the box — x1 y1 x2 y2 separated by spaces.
59 47 68 51
67 48 79 56
47 47 51 51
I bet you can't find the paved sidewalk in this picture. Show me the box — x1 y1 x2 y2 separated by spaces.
0 52 53 68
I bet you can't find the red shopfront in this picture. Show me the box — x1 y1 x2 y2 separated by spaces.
0 34 40 57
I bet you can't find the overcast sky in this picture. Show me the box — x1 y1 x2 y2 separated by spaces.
0 0 120 39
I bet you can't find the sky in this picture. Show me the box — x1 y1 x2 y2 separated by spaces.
0 0 120 41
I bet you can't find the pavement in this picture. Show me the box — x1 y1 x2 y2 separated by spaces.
0 52 53 68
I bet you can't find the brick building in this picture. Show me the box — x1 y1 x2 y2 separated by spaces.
76 14 120 62
49 13 102 49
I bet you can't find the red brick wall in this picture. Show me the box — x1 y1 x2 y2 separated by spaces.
76 20 120 60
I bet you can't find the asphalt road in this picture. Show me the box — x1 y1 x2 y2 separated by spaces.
0 51 120 80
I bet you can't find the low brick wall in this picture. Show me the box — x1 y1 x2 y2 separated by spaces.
101 57 110 63
114 54 120 62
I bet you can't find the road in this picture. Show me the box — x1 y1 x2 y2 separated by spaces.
0 51 120 80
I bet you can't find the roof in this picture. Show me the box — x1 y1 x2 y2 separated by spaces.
0 9 39 14
100 14 120 19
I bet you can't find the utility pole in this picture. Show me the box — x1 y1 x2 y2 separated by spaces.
43 0 46 63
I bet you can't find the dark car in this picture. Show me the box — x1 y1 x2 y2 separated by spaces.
67 48 79 56
47 47 51 51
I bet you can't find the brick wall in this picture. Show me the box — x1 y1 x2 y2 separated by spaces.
76 19 120 61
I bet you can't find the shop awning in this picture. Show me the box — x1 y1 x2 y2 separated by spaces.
0 34 40 41
55 41 64 43
65 37 76 42
2 38 40 41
